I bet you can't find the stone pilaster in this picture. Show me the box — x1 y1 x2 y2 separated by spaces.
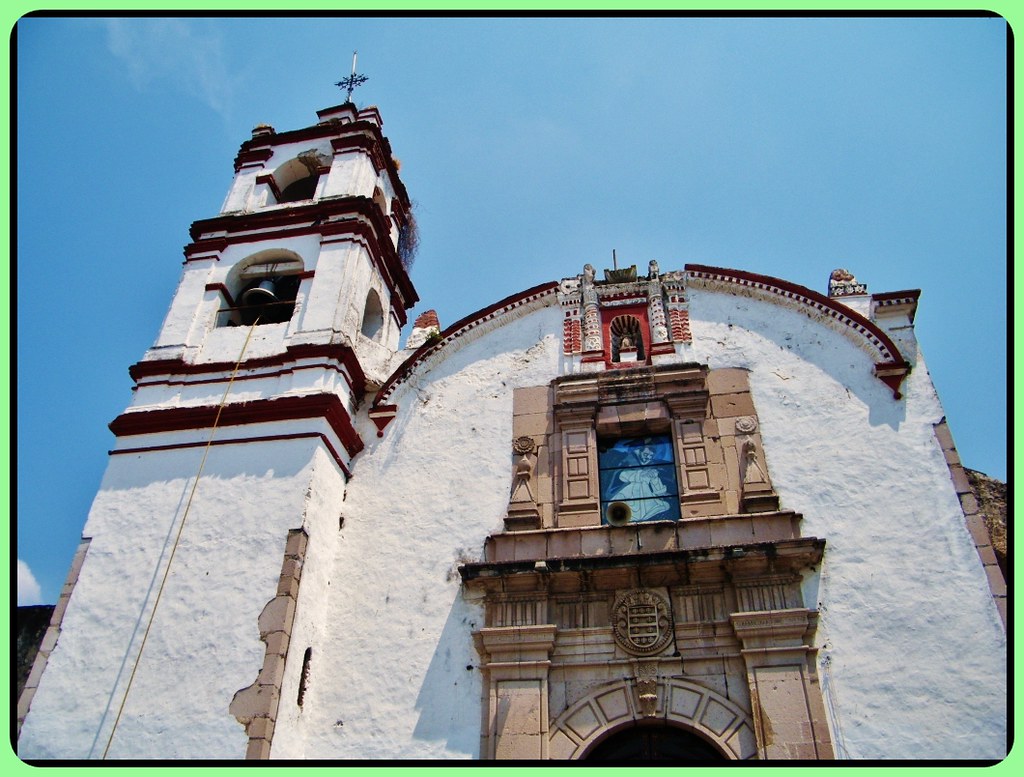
730 609 834 760
474 625 558 759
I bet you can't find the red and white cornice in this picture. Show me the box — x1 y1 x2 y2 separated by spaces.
685 264 911 397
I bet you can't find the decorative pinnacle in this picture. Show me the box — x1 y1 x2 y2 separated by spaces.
335 50 369 103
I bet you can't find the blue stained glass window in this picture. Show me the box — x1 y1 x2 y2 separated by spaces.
598 435 680 524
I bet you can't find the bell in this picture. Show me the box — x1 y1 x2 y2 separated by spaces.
240 279 279 307
606 501 632 526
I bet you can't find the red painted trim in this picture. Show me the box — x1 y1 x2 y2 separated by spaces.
872 289 921 324
233 147 273 172
232 118 410 208
184 238 229 260
686 264 911 396
255 172 283 201
374 281 560 407
189 196 375 242
331 135 387 173
110 394 364 458
129 343 367 398
368 404 398 437
110 432 351 478
205 283 236 308
134 361 355 395
184 197 418 323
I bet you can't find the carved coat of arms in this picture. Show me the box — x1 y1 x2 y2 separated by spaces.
612 590 673 655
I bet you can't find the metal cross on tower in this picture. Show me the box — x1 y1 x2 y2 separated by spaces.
336 51 369 103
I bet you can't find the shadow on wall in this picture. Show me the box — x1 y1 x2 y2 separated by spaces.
411 594 484 756
696 295 909 431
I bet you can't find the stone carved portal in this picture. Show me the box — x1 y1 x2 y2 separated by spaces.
548 677 756 760
466 365 832 760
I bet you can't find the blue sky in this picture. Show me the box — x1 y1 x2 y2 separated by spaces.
13 15 1008 605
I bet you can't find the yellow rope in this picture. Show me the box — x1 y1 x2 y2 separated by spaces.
102 319 260 758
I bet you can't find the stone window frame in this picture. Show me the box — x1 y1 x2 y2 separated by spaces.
506 365 779 533
549 365 774 529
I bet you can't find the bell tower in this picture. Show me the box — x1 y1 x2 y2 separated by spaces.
17 97 418 759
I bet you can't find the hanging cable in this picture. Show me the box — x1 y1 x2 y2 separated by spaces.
102 319 260 758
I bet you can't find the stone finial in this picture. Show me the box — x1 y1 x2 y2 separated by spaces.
828 268 868 297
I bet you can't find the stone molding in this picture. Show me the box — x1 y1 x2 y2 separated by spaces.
548 677 757 760
730 608 834 759
475 625 558 759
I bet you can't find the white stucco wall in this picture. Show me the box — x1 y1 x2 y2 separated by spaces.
18 433 340 759
272 304 564 758
684 288 1005 759
21 274 1004 762
275 284 1003 760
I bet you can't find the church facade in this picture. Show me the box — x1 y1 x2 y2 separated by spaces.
17 101 1006 761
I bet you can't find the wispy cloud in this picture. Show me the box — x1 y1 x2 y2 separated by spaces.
103 18 234 123
18 559 43 606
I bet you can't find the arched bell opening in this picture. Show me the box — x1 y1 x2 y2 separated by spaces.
271 155 325 204
278 175 318 203
235 274 301 326
218 251 304 328
360 288 385 340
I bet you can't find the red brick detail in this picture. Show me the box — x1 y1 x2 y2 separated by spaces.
233 147 273 172
563 318 582 354
413 310 440 329
670 309 691 342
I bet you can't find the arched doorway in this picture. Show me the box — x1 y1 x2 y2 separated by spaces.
585 723 726 761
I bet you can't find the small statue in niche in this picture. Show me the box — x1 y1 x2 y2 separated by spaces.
509 440 537 505
509 455 536 503
740 438 767 485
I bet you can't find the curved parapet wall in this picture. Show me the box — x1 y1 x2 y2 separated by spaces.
372 280 560 419
685 264 911 398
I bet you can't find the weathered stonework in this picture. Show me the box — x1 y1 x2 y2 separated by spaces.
462 531 830 759
934 420 1007 625
229 528 308 759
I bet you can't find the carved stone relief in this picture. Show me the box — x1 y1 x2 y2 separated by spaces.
611 589 673 656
